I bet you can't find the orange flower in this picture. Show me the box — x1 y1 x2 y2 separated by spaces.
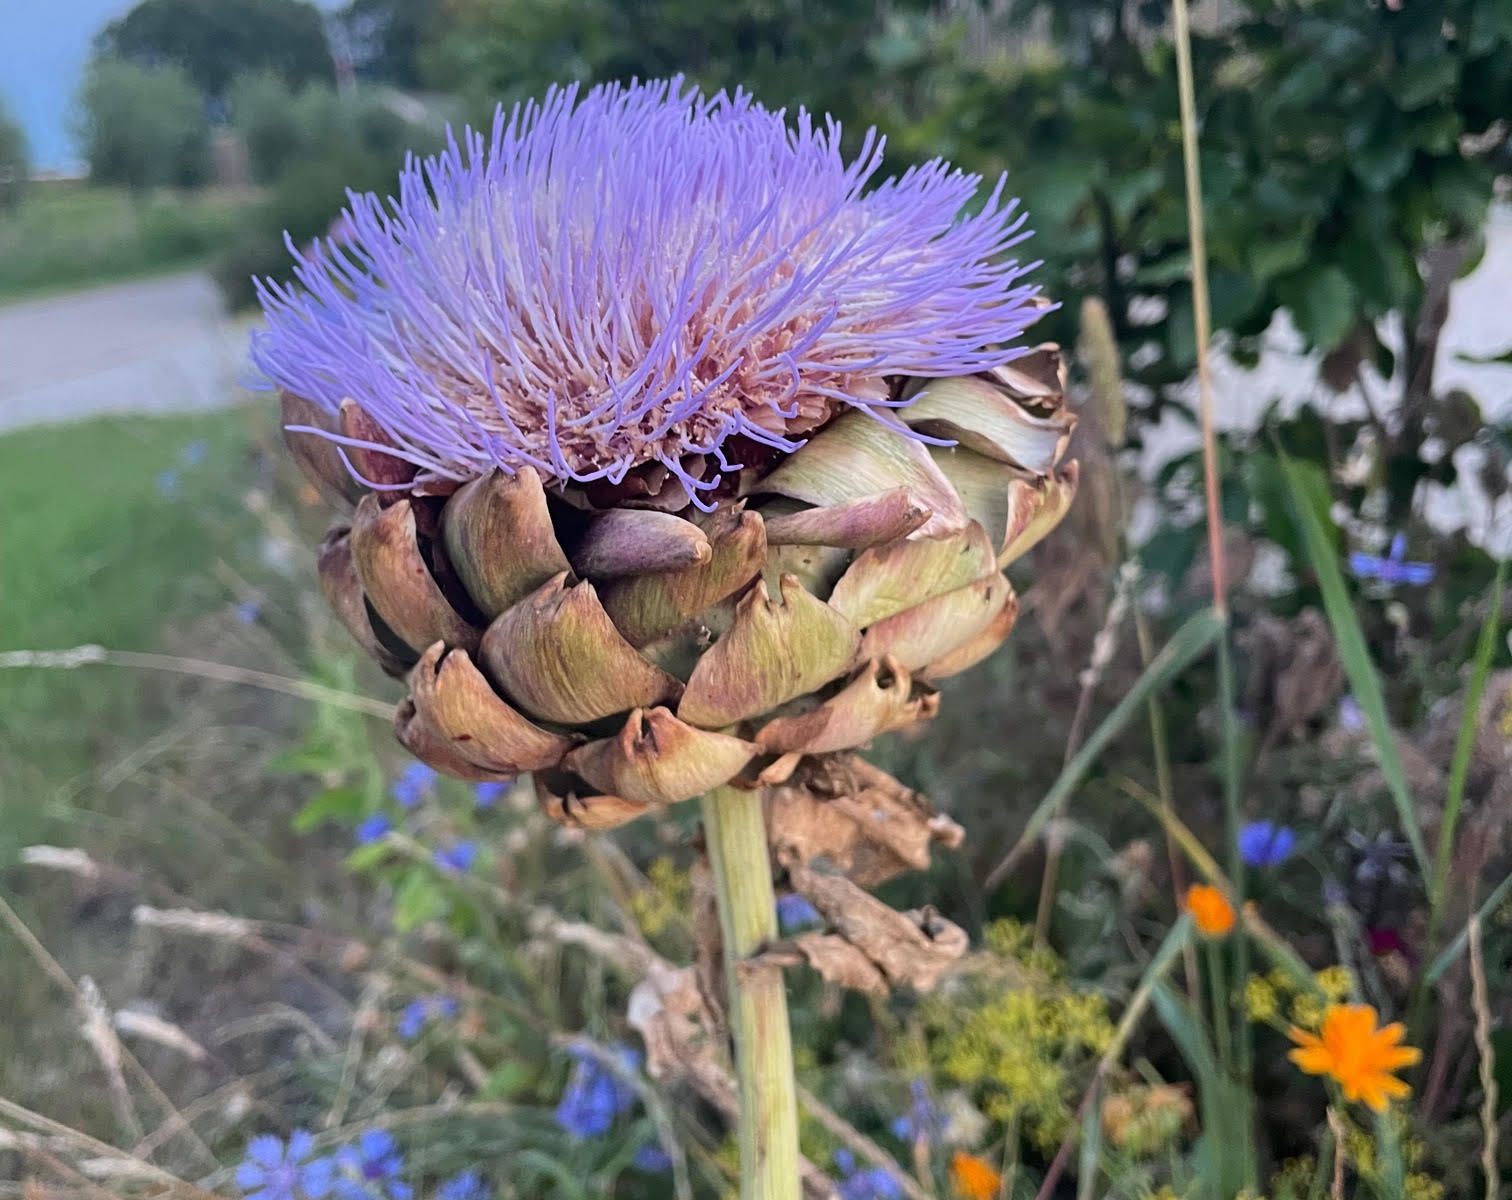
1184 884 1235 937
1287 1003 1421 1112
950 1151 1002 1200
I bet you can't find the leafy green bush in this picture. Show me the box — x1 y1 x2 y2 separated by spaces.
0 100 27 213
77 59 213 192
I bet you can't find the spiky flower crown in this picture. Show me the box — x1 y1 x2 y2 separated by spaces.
253 78 1043 507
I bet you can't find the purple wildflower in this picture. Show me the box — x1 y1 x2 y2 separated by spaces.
391 763 436 809
333 1130 411 1200
776 892 821 932
355 813 392 846
1237 821 1296 868
889 1079 944 1144
632 1145 673 1173
436 1173 488 1200
833 1150 903 1200
396 994 459 1040
253 78 1041 507
554 1044 641 1138
156 469 180 498
472 781 509 808
235 1131 334 1200
432 841 477 874
1339 695 1365 731
235 599 263 625
1349 534 1434 586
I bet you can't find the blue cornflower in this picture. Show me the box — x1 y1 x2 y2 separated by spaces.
553 1044 642 1138
473 781 509 808
253 79 1041 507
390 763 436 809
396 995 460 1040
632 1145 673 1172
156 469 181 498
1238 821 1297 868
432 841 478 874
333 1130 411 1200
776 893 821 932
236 600 263 625
355 814 392 846
889 1079 944 1144
1339 695 1365 731
436 1172 489 1200
833 1150 902 1200
235 1131 334 1200
1349 534 1434 586
182 440 209 466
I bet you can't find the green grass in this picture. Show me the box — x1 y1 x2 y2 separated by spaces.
0 182 259 302
0 407 262 848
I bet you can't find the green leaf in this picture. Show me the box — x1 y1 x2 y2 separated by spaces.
1425 869 1512 984
393 867 447 931
1277 453 1431 877
292 785 366 833
1248 235 1311 281
1277 265 1355 350
1076 1079 1102 1200
1371 1109 1405 1200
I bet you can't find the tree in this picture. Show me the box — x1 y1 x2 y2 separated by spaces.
98 0 333 105
338 0 443 88
0 100 27 212
78 59 212 192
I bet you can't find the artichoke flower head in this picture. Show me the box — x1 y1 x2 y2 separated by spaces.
256 77 1077 830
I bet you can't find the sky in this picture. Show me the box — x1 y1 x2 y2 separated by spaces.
0 0 344 174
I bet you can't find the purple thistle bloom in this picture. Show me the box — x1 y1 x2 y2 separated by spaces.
355 813 392 846
334 1130 411 1200
553 1044 641 1138
436 1172 489 1200
235 1131 334 1200
1349 533 1435 586
397 994 460 1040
776 892 821 932
391 763 436 809
432 841 477 874
472 781 509 808
253 78 1041 507
1237 821 1297 869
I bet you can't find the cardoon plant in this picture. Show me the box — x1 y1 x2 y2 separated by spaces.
256 77 1074 1199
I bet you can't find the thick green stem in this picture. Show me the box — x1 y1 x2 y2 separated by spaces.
701 784 800 1200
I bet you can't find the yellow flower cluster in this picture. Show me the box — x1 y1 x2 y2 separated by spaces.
1243 965 1355 1030
1314 965 1355 1001
1100 1084 1192 1154
629 857 691 939
924 928 1114 1149
1243 974 1280 1022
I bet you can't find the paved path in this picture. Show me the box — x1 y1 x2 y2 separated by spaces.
0 271 246 435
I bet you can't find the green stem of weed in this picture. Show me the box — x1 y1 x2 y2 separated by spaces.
1206 939 1233 1076
701 784 800 1200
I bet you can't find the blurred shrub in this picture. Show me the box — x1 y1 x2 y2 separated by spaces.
215 87 433 308
77 59 212 192
917 1 1511 409
228 75 418 185
0 101 27 212
97 0 333 104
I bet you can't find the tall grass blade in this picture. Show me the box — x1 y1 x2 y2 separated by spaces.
983 607 1225 890
1277 453 1431 877
1430 556 1507 926
1426 869 1512 984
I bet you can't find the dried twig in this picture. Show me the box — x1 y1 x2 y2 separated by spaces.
1469 915 1501 1200
0 644 394 718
